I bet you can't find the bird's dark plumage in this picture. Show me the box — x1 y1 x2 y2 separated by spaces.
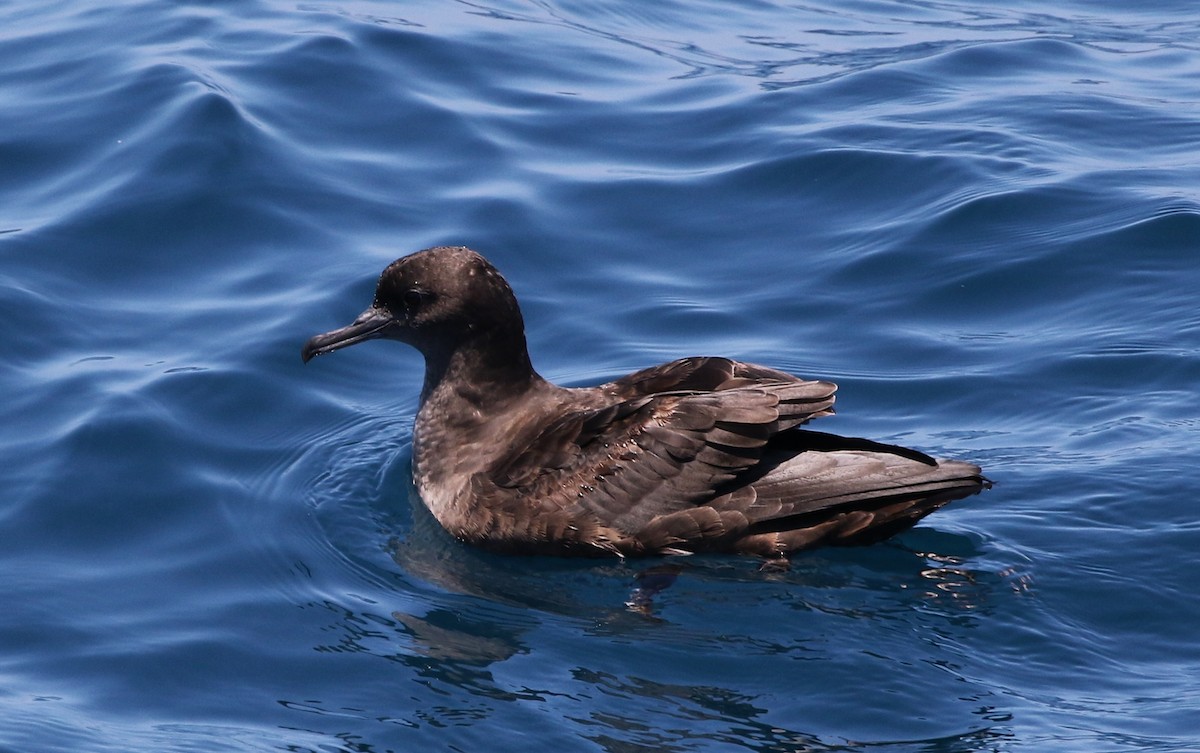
303 246 989 559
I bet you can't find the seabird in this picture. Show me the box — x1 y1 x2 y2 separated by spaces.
303 246 989 560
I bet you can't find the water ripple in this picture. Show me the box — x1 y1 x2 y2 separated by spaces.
3 0 1200 750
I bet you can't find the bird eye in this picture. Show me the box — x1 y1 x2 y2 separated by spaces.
403 289 426 310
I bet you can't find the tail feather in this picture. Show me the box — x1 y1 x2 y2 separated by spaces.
719 431 989 555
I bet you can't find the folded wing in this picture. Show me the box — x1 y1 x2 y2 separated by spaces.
471 358 986 556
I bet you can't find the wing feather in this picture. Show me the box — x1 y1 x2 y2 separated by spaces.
481 381 832 541
465 359 984 556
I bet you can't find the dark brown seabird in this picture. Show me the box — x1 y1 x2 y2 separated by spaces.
302 246 989 560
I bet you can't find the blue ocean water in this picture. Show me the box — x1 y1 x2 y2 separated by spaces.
3 0 1199 750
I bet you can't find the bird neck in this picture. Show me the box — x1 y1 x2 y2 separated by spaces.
417 327 544 417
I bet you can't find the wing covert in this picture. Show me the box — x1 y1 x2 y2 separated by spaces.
481 380 837 537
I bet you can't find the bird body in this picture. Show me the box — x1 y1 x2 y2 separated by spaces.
303 246 988 559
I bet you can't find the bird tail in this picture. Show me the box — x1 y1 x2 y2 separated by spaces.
729 431 990 556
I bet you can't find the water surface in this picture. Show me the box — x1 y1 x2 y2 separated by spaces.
2 1 1199 751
